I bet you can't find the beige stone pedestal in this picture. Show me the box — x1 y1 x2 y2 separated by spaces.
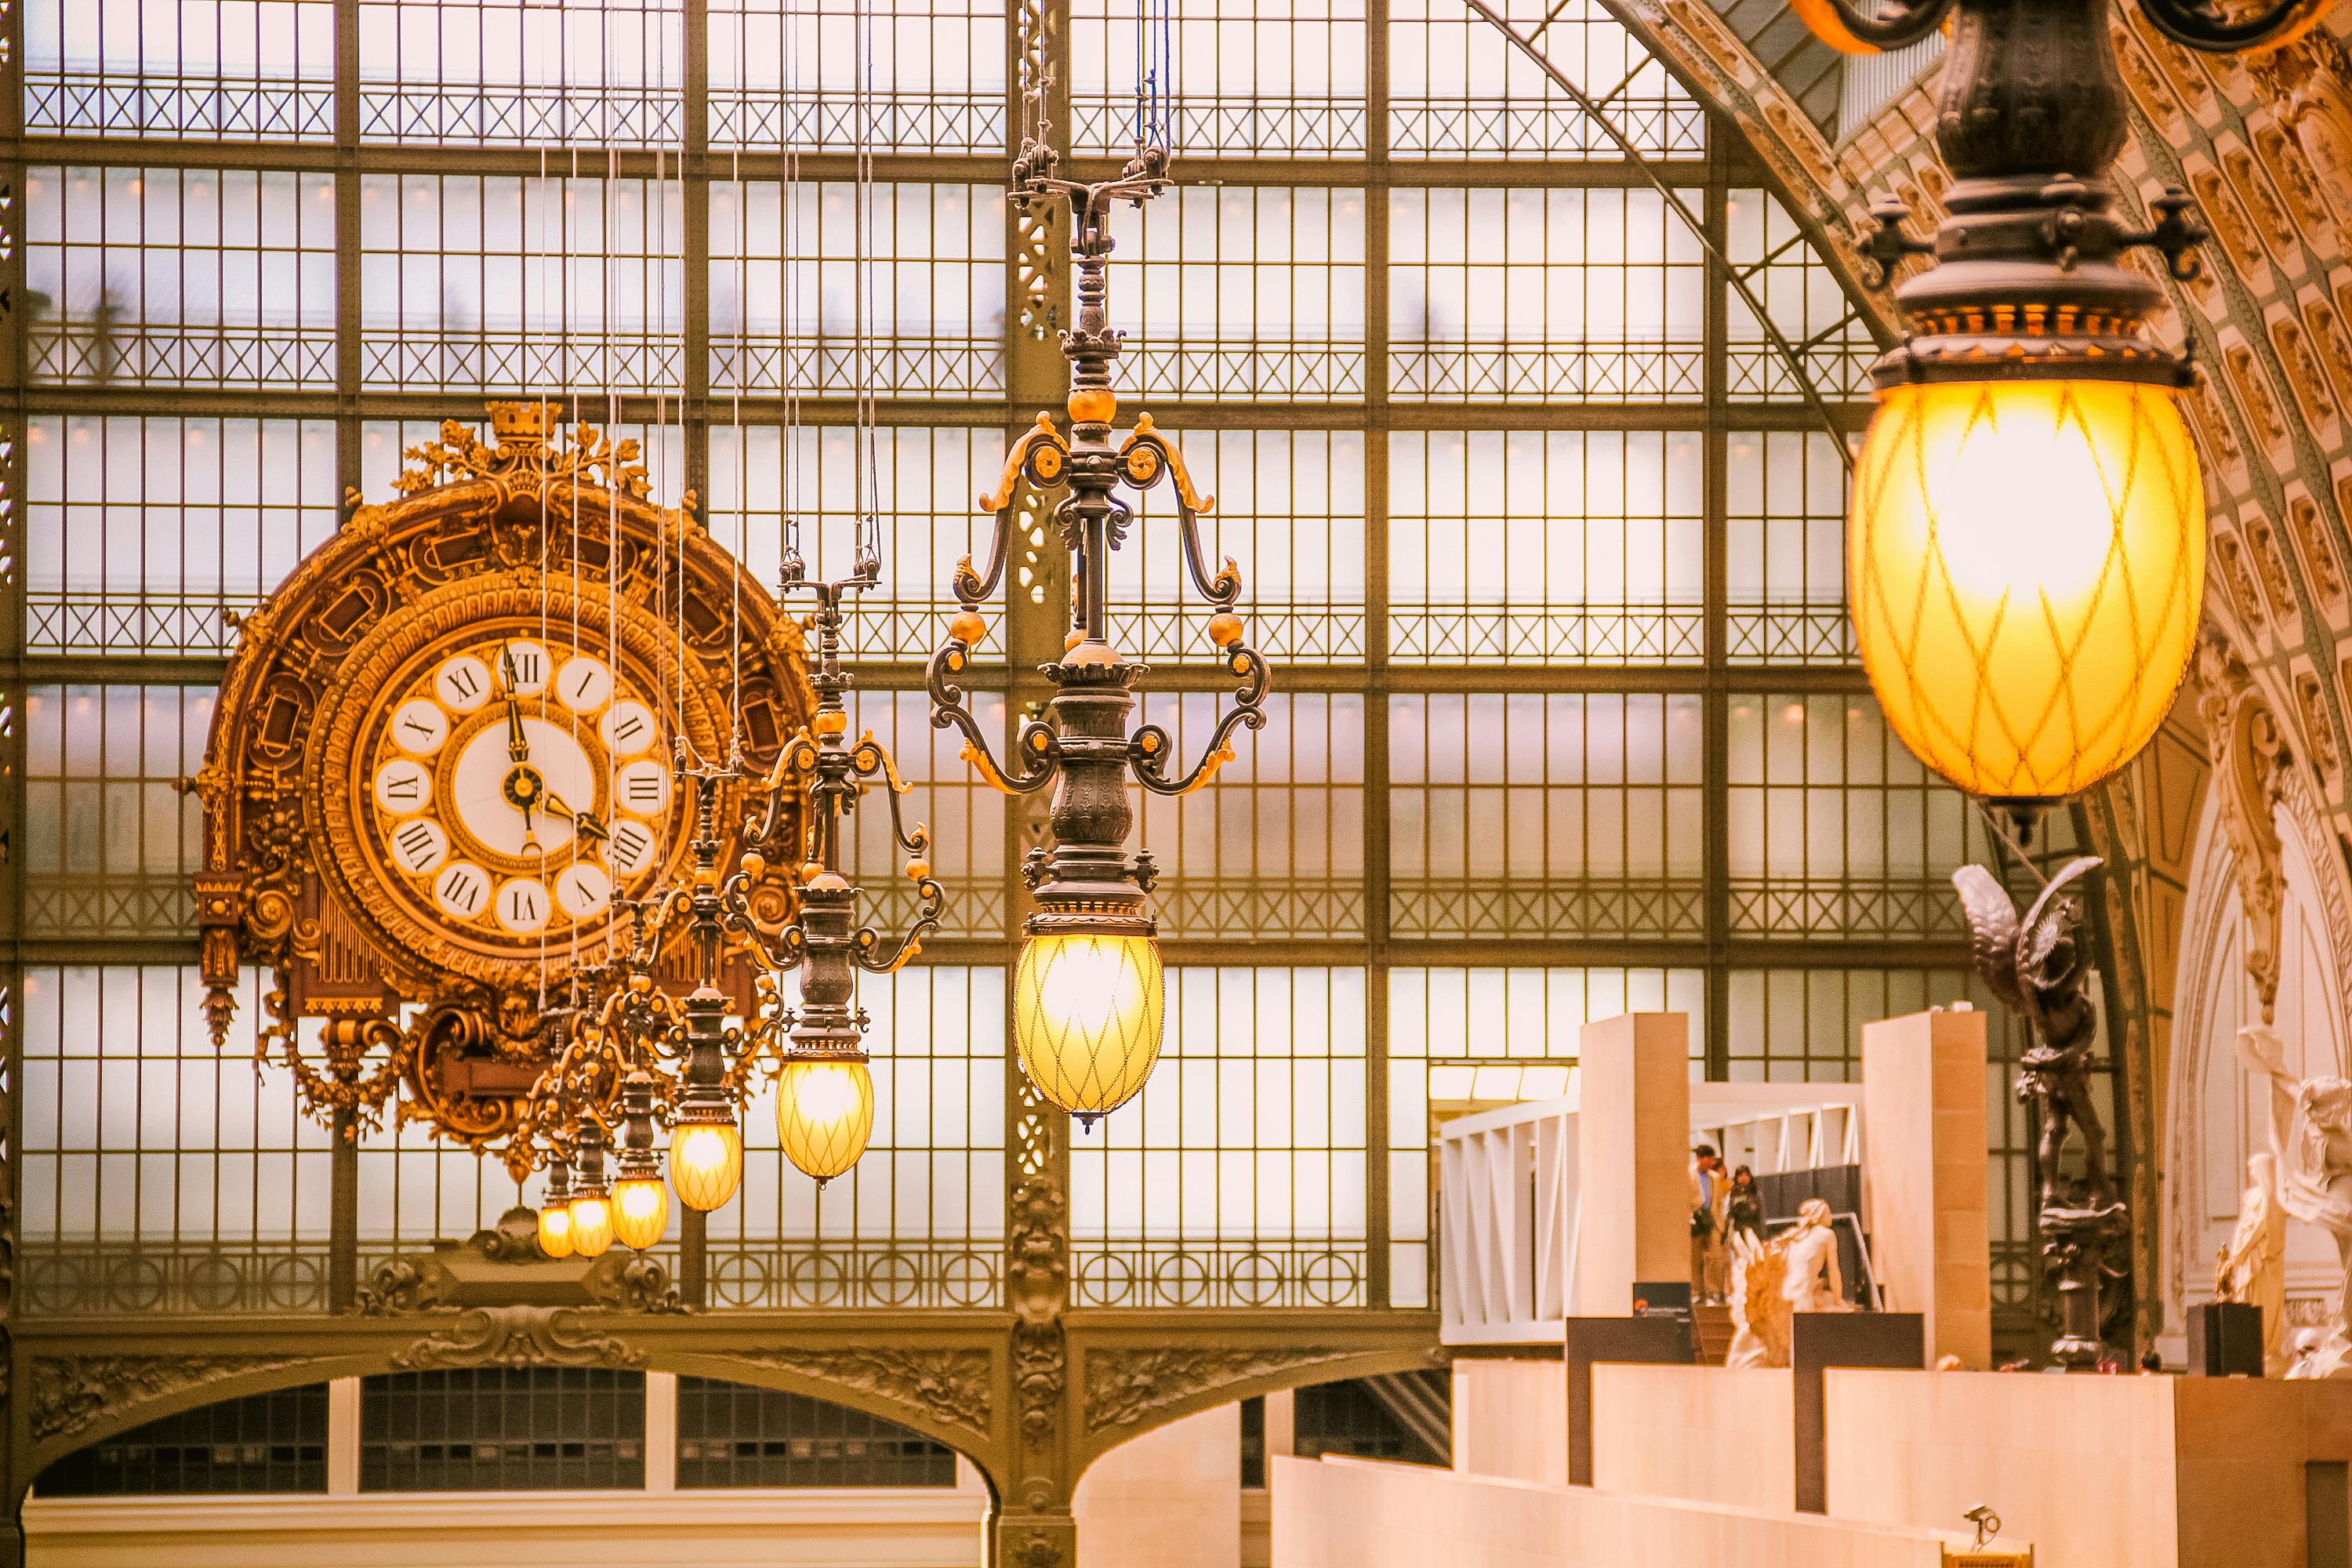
1573 1012 1691 1315
1861 1005 1991 1370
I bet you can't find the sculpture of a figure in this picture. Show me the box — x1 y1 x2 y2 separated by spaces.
2238 1025 2352 1377
1954 858 2109 1210
1781 1197 1853 1315
2290 1327 2329 1380
2214 1150 2289 1376
1725 1227 1791 1369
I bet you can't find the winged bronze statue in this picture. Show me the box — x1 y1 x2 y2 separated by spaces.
1952 855 2107 1210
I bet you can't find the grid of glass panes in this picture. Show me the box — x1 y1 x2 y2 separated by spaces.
361 1370 646 1490
676 1377 960 1486
1386 967 1708 1306
1387 0 1704 157
707 0 1005 151
705 966 1007 1308
1104 429 1370 664
1388 429 1704 663
1073 967 1369 1308
1133 694 1367 938
1389 186 1708 402
357 173 686 393
24 686 213 939
1725 694 1987 939
25 164 339 388
8 0 2043 1341
35 1385 332 1496
16 966 336 1316
1725 430 1853 666
26 416 339 655
706 422 1004 659
1070 0 1369 155
1726 187 1877 399
1388 694 1706 938
24 0 339 140
353 0 687 146
709 180 1006 397
1106 185 1367 401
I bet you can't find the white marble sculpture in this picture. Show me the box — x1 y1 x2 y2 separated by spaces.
2214 1151 2289 1376
1781 1197 1852 1316
2238 1025 2352 1377
1725 1228 1790 1369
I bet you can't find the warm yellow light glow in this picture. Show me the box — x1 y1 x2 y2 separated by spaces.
611 1175 670 1251
568 1193 615 1258
775 1056 877 1181
1014 931 1164 1120
1848 377 2204 802
669 1120 745 1211
535 1201 575 1260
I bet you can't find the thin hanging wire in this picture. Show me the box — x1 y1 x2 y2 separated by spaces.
779 0 805 586
853 0 881 584
1133 0 1174 151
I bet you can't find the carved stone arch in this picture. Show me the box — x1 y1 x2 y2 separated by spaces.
22 1350 376 1485
1068 1339 1449 1480
2164 659 2352 1351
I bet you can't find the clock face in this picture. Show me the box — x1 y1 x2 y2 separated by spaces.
358 629 673 953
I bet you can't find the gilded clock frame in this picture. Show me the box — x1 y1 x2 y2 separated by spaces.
188 402 818 1149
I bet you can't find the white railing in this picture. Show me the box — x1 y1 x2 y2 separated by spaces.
1438 1081 1863 1346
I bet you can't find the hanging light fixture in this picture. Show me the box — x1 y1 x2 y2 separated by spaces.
608 1069 672 1250
567 1117 618 1260
736 550 943 1184
535 1156 577 1258
927 107 1268 1127
1777 0 2333 809
1791 0 2321 1369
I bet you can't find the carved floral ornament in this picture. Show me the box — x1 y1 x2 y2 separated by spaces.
189 401 818 1156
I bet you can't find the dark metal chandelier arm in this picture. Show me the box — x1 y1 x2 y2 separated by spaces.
1785 0 1955 53
853 869 946 974
926 637 1062 794
1127 641 1271 797
2132 0 2333 53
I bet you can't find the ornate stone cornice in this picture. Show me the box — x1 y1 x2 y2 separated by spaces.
31 1353 323 1444
390 1306 644 1370
728 1346 994 1441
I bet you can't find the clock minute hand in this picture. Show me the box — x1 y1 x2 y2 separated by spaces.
544 792 610 844
499 646 530 762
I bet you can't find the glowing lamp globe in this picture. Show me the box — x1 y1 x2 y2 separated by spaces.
775 1055 877 1183
568 1192 616 1259
1847 377 2204 805
1014 930 1165 1123
611 1174 670 1251
669 1120 745 1212
535 1200 575 1260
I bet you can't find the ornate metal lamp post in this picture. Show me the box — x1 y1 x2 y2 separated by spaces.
928 127 1269 1126
1795 0 2325 1363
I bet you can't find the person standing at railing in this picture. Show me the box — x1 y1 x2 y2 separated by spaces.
1726 1164 1764 1247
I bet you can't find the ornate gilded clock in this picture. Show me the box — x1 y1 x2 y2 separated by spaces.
192 401 814 1150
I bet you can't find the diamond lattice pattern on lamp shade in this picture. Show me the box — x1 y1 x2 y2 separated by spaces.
775 1056 877 1182
1014 931 1167 1121
1848 377 2205 801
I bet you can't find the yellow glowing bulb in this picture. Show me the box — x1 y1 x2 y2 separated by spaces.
568 1193 615 1258
535 1200 575 1260
775 1057 877 1182
611 1175 670 1251
1014 931 1164 1122
669 1121 745 1212
1848 377 2204 803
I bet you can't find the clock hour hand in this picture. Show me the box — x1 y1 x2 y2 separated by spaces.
544 792 610 844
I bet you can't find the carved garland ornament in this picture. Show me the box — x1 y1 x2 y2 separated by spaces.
729 1346 994 1441
1081 1345 1370 1432
2196 626 2292 1022
390 1305 645 1370
31 1353 325 1444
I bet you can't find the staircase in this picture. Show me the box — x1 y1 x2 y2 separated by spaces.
1692 1305 1734 1367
